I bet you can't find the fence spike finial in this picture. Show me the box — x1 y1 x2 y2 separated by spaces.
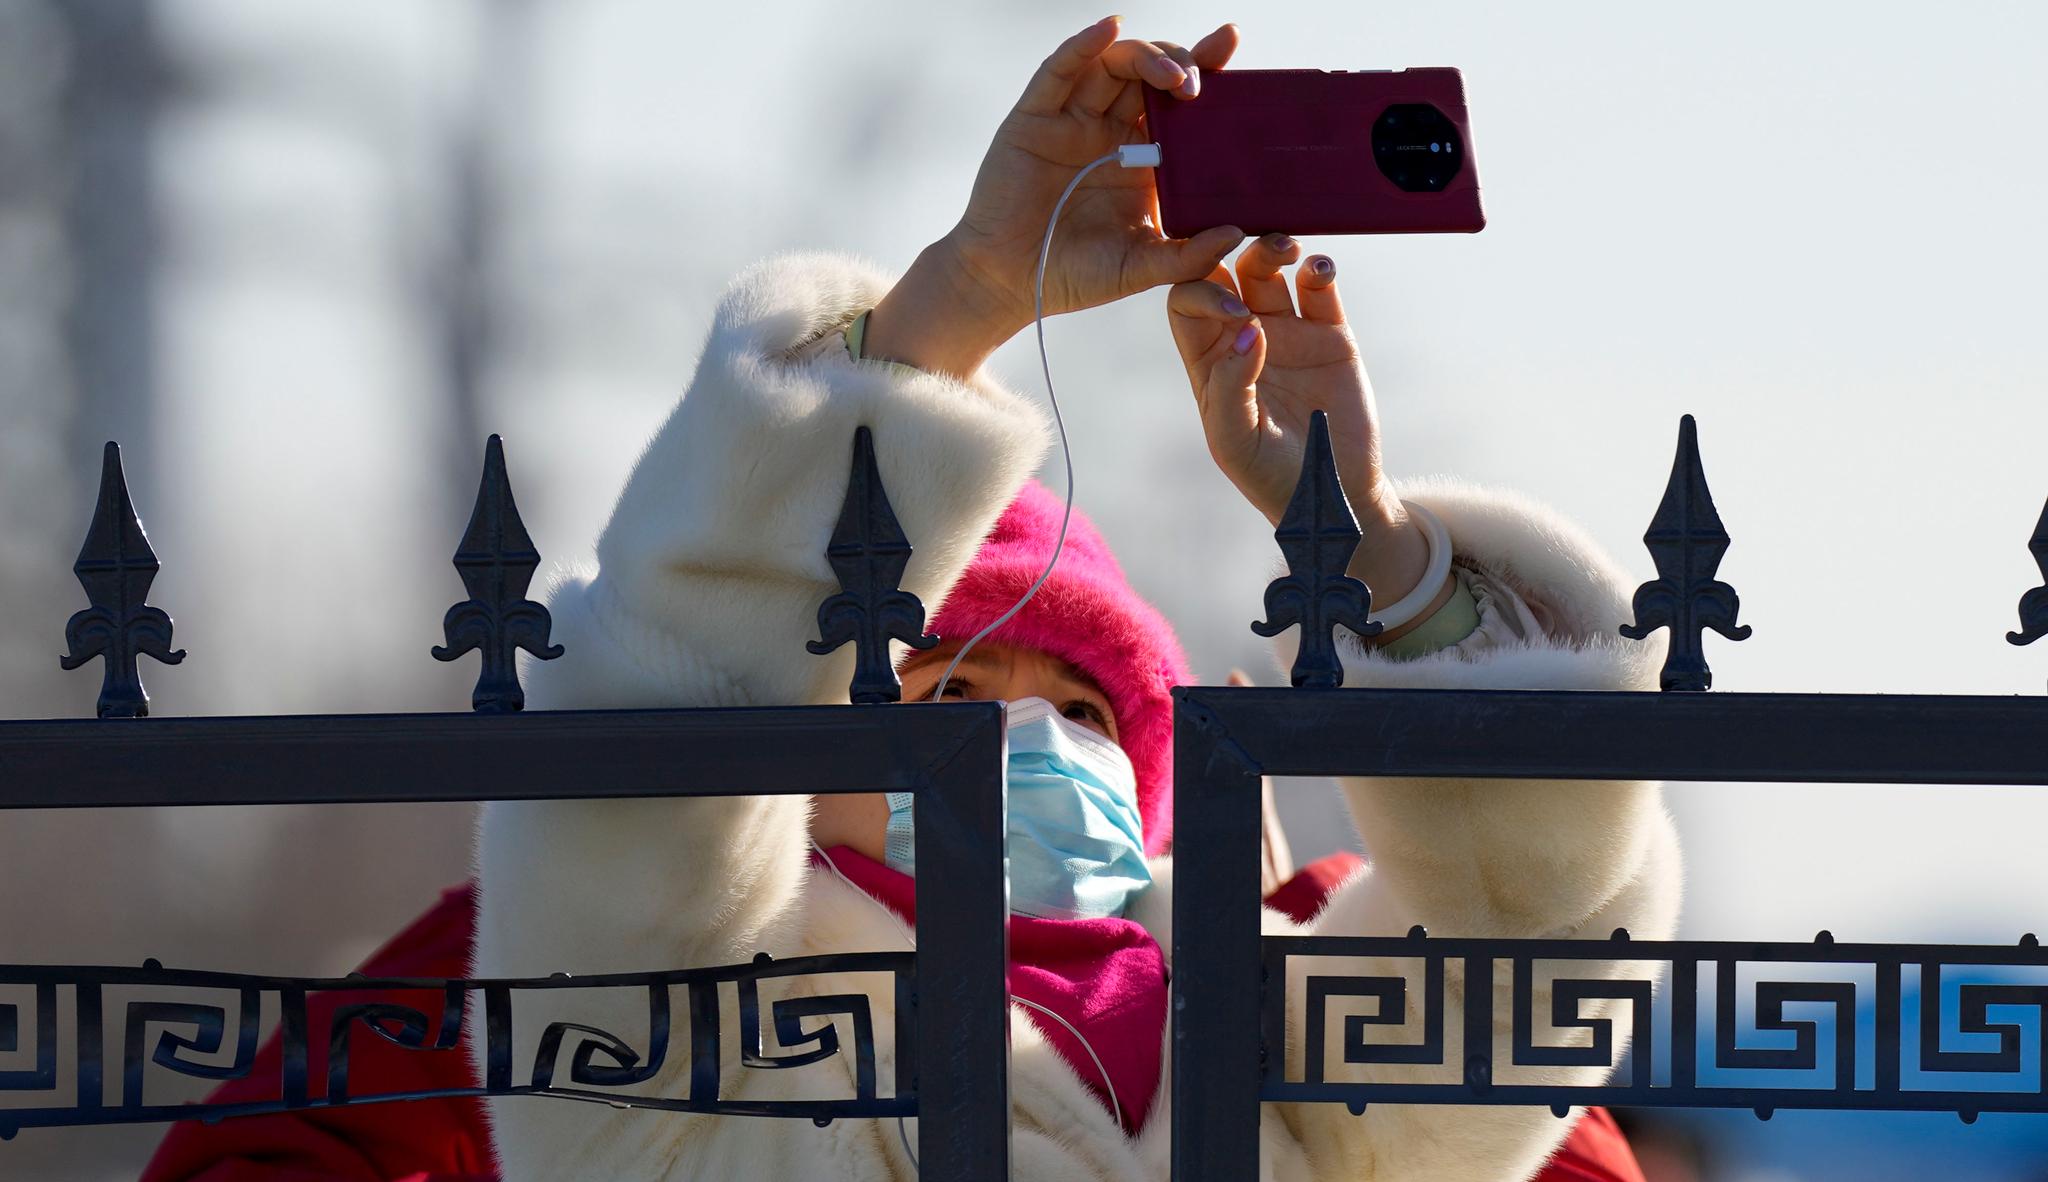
433 435 562 712
1251 411 1380 688
61 442 185 718
808 427 938 704
2007 497 2048 647
1620 415 1751 691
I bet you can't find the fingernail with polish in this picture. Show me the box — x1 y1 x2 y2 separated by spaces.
1233 323 1259 354
1310 256 1335 276
1180 65 1200 97
1271 234 1295 252
1221 295 1249 317
1160 60 1188 86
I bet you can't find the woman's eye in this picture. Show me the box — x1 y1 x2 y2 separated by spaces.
1063 701 1109 729
937 682 971 699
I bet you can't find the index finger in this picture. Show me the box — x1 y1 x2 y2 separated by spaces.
1016 16 1122 116
1094 37 1200 93
1191 24 1239 72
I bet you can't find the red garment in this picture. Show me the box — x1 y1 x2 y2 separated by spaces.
141 861 1643 1182
1264 850 1372 927
140 885 493 1182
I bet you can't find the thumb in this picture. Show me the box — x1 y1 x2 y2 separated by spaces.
1130 224 1245 293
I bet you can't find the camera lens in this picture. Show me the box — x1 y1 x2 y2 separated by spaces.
1372 103 1464 193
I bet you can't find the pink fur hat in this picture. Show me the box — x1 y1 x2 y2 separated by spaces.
930 482 1189 856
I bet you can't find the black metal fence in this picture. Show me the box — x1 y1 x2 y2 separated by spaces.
2 431 1012 1179
3 413 2046 1182
1172 415 2048 1180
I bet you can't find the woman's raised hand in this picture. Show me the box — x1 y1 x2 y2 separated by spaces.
1168 236 1438 611
955 17 1247 321
863 17 1246 378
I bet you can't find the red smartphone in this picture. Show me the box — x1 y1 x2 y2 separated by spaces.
1142 67 1485 238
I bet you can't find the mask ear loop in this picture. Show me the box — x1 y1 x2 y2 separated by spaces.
808 839 1128 1169
931 150 1124 703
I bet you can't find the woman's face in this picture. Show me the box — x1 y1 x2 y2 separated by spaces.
809 642 1120 860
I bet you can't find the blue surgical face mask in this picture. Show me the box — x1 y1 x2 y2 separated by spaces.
883 696 1153 920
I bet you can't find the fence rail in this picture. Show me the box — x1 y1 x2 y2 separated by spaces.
0 705 1000 809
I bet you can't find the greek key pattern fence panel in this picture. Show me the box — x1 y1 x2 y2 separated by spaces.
0 952 914 1137
1266 932 2048 1120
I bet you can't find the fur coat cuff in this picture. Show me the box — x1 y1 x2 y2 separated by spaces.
1328 476 1668 694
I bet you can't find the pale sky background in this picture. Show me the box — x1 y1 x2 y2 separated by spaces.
3 1 2046 1178
155 0 2046 940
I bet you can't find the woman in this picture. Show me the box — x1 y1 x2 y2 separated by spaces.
144 17 1679 1182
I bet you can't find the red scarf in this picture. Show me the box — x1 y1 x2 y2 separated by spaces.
814 845 1168 1133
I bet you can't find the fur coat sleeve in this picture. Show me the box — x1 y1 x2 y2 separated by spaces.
1263 478 1684 1181
473 249 1050 973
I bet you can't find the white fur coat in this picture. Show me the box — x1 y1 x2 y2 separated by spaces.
471 253 1683 1182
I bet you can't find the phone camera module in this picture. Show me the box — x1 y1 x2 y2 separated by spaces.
1372 104 1464 193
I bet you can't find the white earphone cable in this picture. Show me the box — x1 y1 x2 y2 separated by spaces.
890 142 1163 1169
931 148 1139 702
1006 994 1124 1130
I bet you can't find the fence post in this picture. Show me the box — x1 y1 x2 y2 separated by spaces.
911 703 1010 1180
1172 688 1265 1182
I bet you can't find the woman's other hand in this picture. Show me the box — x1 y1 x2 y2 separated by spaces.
1168 237 1444 615
864 17 1245 378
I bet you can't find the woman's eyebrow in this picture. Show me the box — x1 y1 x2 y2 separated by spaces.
907 646 1000 681
1051 668 1111 706
942 647 1007 671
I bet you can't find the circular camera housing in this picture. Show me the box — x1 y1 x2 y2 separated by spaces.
1372 103 1466 193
